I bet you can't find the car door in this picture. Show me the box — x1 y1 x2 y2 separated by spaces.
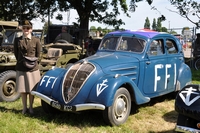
143 38 167 95
165 38 182 91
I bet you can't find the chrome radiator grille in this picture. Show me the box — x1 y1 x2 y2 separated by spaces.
62 62 95 103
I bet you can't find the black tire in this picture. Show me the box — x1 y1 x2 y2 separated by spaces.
175 84 200 121
194 58 200 70
0 70 20 102
176 114 198 129
41 100 61 114
103 87 131 126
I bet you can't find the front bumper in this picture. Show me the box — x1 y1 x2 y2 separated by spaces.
31 91 105 111
175 125 200 133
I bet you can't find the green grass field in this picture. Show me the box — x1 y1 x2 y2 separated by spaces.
0 69 199 133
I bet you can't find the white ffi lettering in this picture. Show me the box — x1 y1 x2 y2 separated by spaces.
40 75 49 86
165 64 171 89
174 64 176 85
154 64 163 92
51 77 58 89
46 77 56 87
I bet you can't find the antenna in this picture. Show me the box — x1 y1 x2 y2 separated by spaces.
67 10 70 25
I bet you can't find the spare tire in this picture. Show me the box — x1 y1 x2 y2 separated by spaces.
175 84 200 121
0 70 20 102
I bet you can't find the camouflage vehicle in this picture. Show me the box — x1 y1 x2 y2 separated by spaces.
40 41 86 74
0 21 20 102
39 25 86 74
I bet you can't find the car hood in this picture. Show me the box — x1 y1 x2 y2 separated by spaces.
85 52 140 69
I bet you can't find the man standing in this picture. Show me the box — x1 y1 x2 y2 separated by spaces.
54 26 73 43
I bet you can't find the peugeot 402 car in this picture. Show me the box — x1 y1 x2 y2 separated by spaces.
31 29 191 126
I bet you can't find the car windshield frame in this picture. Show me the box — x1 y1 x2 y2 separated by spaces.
98 36 146 53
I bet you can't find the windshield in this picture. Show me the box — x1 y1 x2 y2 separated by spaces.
99 36 146 53
2 31 16 45
99 37 120 50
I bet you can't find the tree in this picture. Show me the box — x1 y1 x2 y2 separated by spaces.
90 26 96 31
43 21 53 35
37 0 130 44
168 0 200 28
1 0 200 45
161 27 168 32
152 18 157 30
156 18 162 32
0 0 39 22
144 17 150 29
130 0 200 28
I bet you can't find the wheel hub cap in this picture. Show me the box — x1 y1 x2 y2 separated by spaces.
115 98 126 116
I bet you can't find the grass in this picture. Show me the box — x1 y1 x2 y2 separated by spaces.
0 69 200 133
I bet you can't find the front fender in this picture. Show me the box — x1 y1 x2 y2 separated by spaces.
37 67 67 103
55 53 81 67
87 74 150 107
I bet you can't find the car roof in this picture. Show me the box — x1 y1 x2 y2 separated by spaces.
106 29 170 38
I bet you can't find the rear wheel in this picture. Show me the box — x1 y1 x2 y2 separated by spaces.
0 70 20 102
103 87 131 126
194 58 200 70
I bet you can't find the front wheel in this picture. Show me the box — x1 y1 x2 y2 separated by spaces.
103 87 131 126
194 58 200 70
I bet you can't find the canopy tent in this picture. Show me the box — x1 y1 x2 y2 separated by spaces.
0 21 18 28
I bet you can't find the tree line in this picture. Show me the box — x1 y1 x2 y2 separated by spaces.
0 0 199 44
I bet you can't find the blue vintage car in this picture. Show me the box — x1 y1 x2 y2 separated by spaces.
31 30 192 126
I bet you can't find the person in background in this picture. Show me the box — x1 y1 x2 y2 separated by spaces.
193 33 200 57
14 20 41 114
54 26 73 43
180 36 185 46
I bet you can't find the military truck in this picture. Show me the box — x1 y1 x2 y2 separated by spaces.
39 25 86 74
39 41 86 74
0 21 20 102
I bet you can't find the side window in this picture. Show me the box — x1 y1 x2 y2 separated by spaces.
148 39 164 56
166 39 178 54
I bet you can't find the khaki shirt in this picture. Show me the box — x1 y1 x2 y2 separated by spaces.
14 36 41 72
54 32 73 43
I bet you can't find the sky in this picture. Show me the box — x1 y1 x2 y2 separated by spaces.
32 0 200 34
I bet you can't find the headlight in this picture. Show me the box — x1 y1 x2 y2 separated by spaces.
0 54 16 63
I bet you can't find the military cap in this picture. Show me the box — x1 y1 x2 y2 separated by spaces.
22 20 32 27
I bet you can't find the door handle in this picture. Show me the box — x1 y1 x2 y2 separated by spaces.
146 61 151 64
179 57 183 60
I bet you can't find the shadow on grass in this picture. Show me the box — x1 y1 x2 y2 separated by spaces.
0 106 22 114
0 102 106 127
33 106 107 127
0 91 179 128
130 92 177 115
